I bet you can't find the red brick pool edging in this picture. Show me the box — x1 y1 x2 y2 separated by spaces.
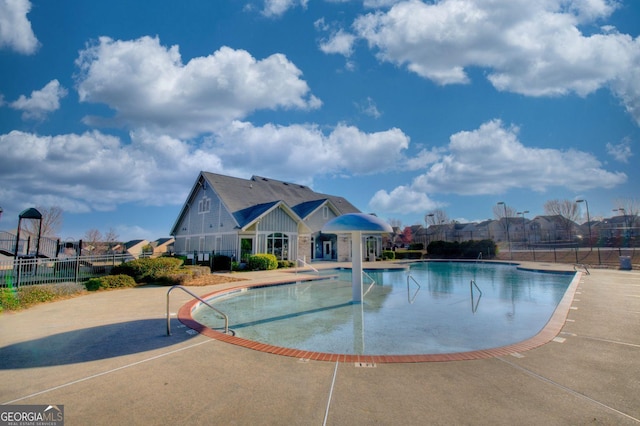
177 271 582 363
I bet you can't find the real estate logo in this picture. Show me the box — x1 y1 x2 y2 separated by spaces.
0 405 64 426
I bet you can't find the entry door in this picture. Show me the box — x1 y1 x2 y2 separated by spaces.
323 241 332 260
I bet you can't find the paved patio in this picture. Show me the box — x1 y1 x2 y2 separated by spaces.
1 263 638 425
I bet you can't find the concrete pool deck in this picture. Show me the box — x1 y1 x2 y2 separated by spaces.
1 262 639 425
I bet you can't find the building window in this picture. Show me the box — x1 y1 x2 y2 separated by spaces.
266 233 289 260
198 197 210 213
323 206 329 219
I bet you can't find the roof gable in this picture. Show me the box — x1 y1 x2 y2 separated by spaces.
201 172 360 228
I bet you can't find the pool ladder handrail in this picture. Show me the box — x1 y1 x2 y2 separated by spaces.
296 257 319 275
470 279 482 313
166 285 230 336
573 263 590 275
406 274 421 304
362 270 376 298
476 252 483 263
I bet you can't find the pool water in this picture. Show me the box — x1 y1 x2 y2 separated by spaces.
192 262 574 355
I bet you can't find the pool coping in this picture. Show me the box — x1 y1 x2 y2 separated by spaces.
177 265 581 363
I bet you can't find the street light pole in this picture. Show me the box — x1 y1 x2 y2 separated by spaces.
517 210 529 248
613 208 628 240
576 199 591 250
497 201 511 259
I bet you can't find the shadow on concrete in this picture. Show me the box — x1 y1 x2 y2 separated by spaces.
0 318 196 369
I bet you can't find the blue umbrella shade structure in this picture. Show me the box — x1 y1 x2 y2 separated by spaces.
322 213 393 302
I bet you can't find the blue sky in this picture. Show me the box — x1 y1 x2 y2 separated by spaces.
0 0 638 242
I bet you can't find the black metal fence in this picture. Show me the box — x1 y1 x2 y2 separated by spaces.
0 253 133 288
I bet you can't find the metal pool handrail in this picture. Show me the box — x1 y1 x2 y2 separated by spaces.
166 285 229 336
406 274 421 304
296 257 319 275
362 270 376 298
573 263 590 275
470 279 482 314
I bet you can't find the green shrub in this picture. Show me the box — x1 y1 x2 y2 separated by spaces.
394 250 424 259
408 242 424 250
1 283 85 311
247 254 278 270
0 288 20 311
426 239 497 259
17 286 57 305
111 257 183 282
277 260 295 269
86 274 137 291
382 250 395 260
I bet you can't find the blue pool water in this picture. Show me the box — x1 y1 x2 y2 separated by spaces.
192 262 574 355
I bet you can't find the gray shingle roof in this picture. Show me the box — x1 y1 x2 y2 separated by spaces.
201 172 360 228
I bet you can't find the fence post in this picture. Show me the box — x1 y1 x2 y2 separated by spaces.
15 257 22 288
74 252 80 284
553 247 557 263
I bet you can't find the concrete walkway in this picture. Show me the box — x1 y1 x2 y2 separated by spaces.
1 263 638 425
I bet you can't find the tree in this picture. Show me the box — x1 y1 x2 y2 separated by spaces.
104 228 120 252
401 226 413 245
84 229 103 254
23 206 63 238
425 209 449 226
425 209 450 242
613 197 639 238
544 199 580 241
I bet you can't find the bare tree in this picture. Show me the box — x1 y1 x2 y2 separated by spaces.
492 204 516 220
613 197 639 235
425 209 449 226
425 209 450 241
84 228 103 254
104 228 120 252
388 218 403 228
23 206 63 238
544 199 580 240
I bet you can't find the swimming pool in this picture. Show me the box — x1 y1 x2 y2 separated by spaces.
187 262 578 362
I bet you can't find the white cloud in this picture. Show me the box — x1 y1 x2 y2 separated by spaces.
319 29 357 56
214 121 410 179
262 0 308 17
416 119 626 194
369 119 627 215
0 130 223 213
606 137 633 163
369 185 440 214
405 147 441 170
0 121 409 213
75 36 321 138
0 0 39 54
10 80 68 120
352 0 640 123
355 97 381 118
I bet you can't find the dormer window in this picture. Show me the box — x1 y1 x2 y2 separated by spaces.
323 206 329 219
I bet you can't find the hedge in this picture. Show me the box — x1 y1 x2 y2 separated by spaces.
382 250 395 260
426 240 497 259
394 250 424 260
110 257 183 282
247 254 278 270
85 274 137 291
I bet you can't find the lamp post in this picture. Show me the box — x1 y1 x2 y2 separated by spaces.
613 208 628 240
516 210 529 247
426 213 434 245
0 206 3 221
576 199 591 250
497 201 511 259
